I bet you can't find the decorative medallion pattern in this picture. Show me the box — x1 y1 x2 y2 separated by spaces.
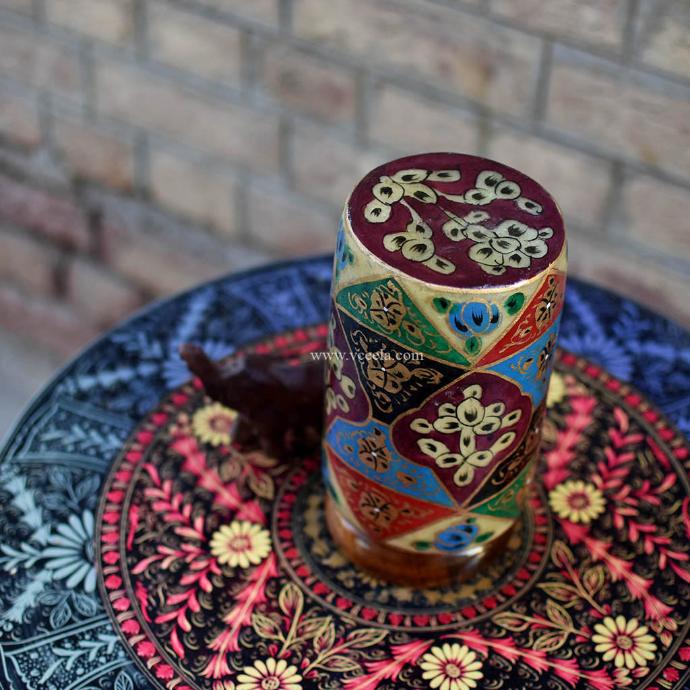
390 372 533 506
348 153 565 288
95 332 690 690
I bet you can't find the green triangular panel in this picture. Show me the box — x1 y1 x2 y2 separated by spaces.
335 277 470 367
471 462 532 519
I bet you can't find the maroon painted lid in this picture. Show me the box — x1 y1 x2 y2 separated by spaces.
346 152 565 289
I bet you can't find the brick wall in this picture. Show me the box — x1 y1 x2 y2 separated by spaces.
0 0 689 360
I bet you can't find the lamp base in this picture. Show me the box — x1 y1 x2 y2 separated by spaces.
325 493 519 588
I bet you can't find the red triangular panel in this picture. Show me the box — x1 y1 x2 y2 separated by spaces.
478 272 566 366
327 448 456 541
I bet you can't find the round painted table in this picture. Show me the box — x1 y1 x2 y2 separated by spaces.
0 256 689 690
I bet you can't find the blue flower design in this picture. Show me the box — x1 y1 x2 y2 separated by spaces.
450 301 501 336
434 522 479 552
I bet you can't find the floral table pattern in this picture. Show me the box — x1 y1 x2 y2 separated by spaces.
0 256 689 690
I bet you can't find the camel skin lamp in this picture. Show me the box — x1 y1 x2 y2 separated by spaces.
323 152 567 587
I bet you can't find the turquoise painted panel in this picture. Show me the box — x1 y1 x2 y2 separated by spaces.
325 418 455 508
487 315 561 407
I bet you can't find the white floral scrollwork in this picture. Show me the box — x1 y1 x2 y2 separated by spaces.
466 220 553 276
410 384 522 487
362 166 551 276
364 168 460 224
445 170 542 216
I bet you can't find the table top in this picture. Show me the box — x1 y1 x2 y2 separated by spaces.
0 255 689 690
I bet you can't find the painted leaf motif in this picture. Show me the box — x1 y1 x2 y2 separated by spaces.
365 200 391 223
404 182 437 204
493 612 530 632
546 600 573 629
248 471 274 500
418 438 451 459
537 582 580 604
298 616 333 639
73 592 98 616
50 599 71 629
313 618 336 653
582 565 606 594
346 628 388 648
278 582 303 618
392 169 427 184
410 418 433 434
533 631 569 653
319 654 362 672
252 613 283 640
551 540 575 568
428 170 461 182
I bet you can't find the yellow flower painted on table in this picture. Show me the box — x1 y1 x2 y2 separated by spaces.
192 403 238 447
236 658 302 690
210 521 271 569
420 643 483 690
592 616 657 669
549 480 605 524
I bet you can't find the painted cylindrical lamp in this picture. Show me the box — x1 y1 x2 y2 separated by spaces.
323 153 566 587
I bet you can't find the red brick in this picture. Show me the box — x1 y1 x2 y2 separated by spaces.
148 2 242 85
0 282 100 358
547 55 690 180
491 0 627 49
149 147 238 238
95 60 280 173
370 85 481 155
98 198 270 296
0 225 58 295
635 0 690 81
294 0 541 114
261 45 357 125
53 116 135 190
488 129 611 228
196 0 279 27
0 174 90 249
0 88 41 148
46 0 134 45
568 232 690 329
615 174 690 262
247 183 337 255
291 122 385 207
0 25 81 95
66 256 143 326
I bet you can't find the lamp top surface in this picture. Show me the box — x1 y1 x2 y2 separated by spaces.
346 152 566 289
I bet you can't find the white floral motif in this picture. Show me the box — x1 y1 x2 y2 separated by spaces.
460 170 542 215
382 209 455 275
411 384 522 487
441 209 490 241
363 166 549 276
364 168 460 224
465 220 554 276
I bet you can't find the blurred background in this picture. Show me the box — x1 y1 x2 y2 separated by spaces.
0 0 689 430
